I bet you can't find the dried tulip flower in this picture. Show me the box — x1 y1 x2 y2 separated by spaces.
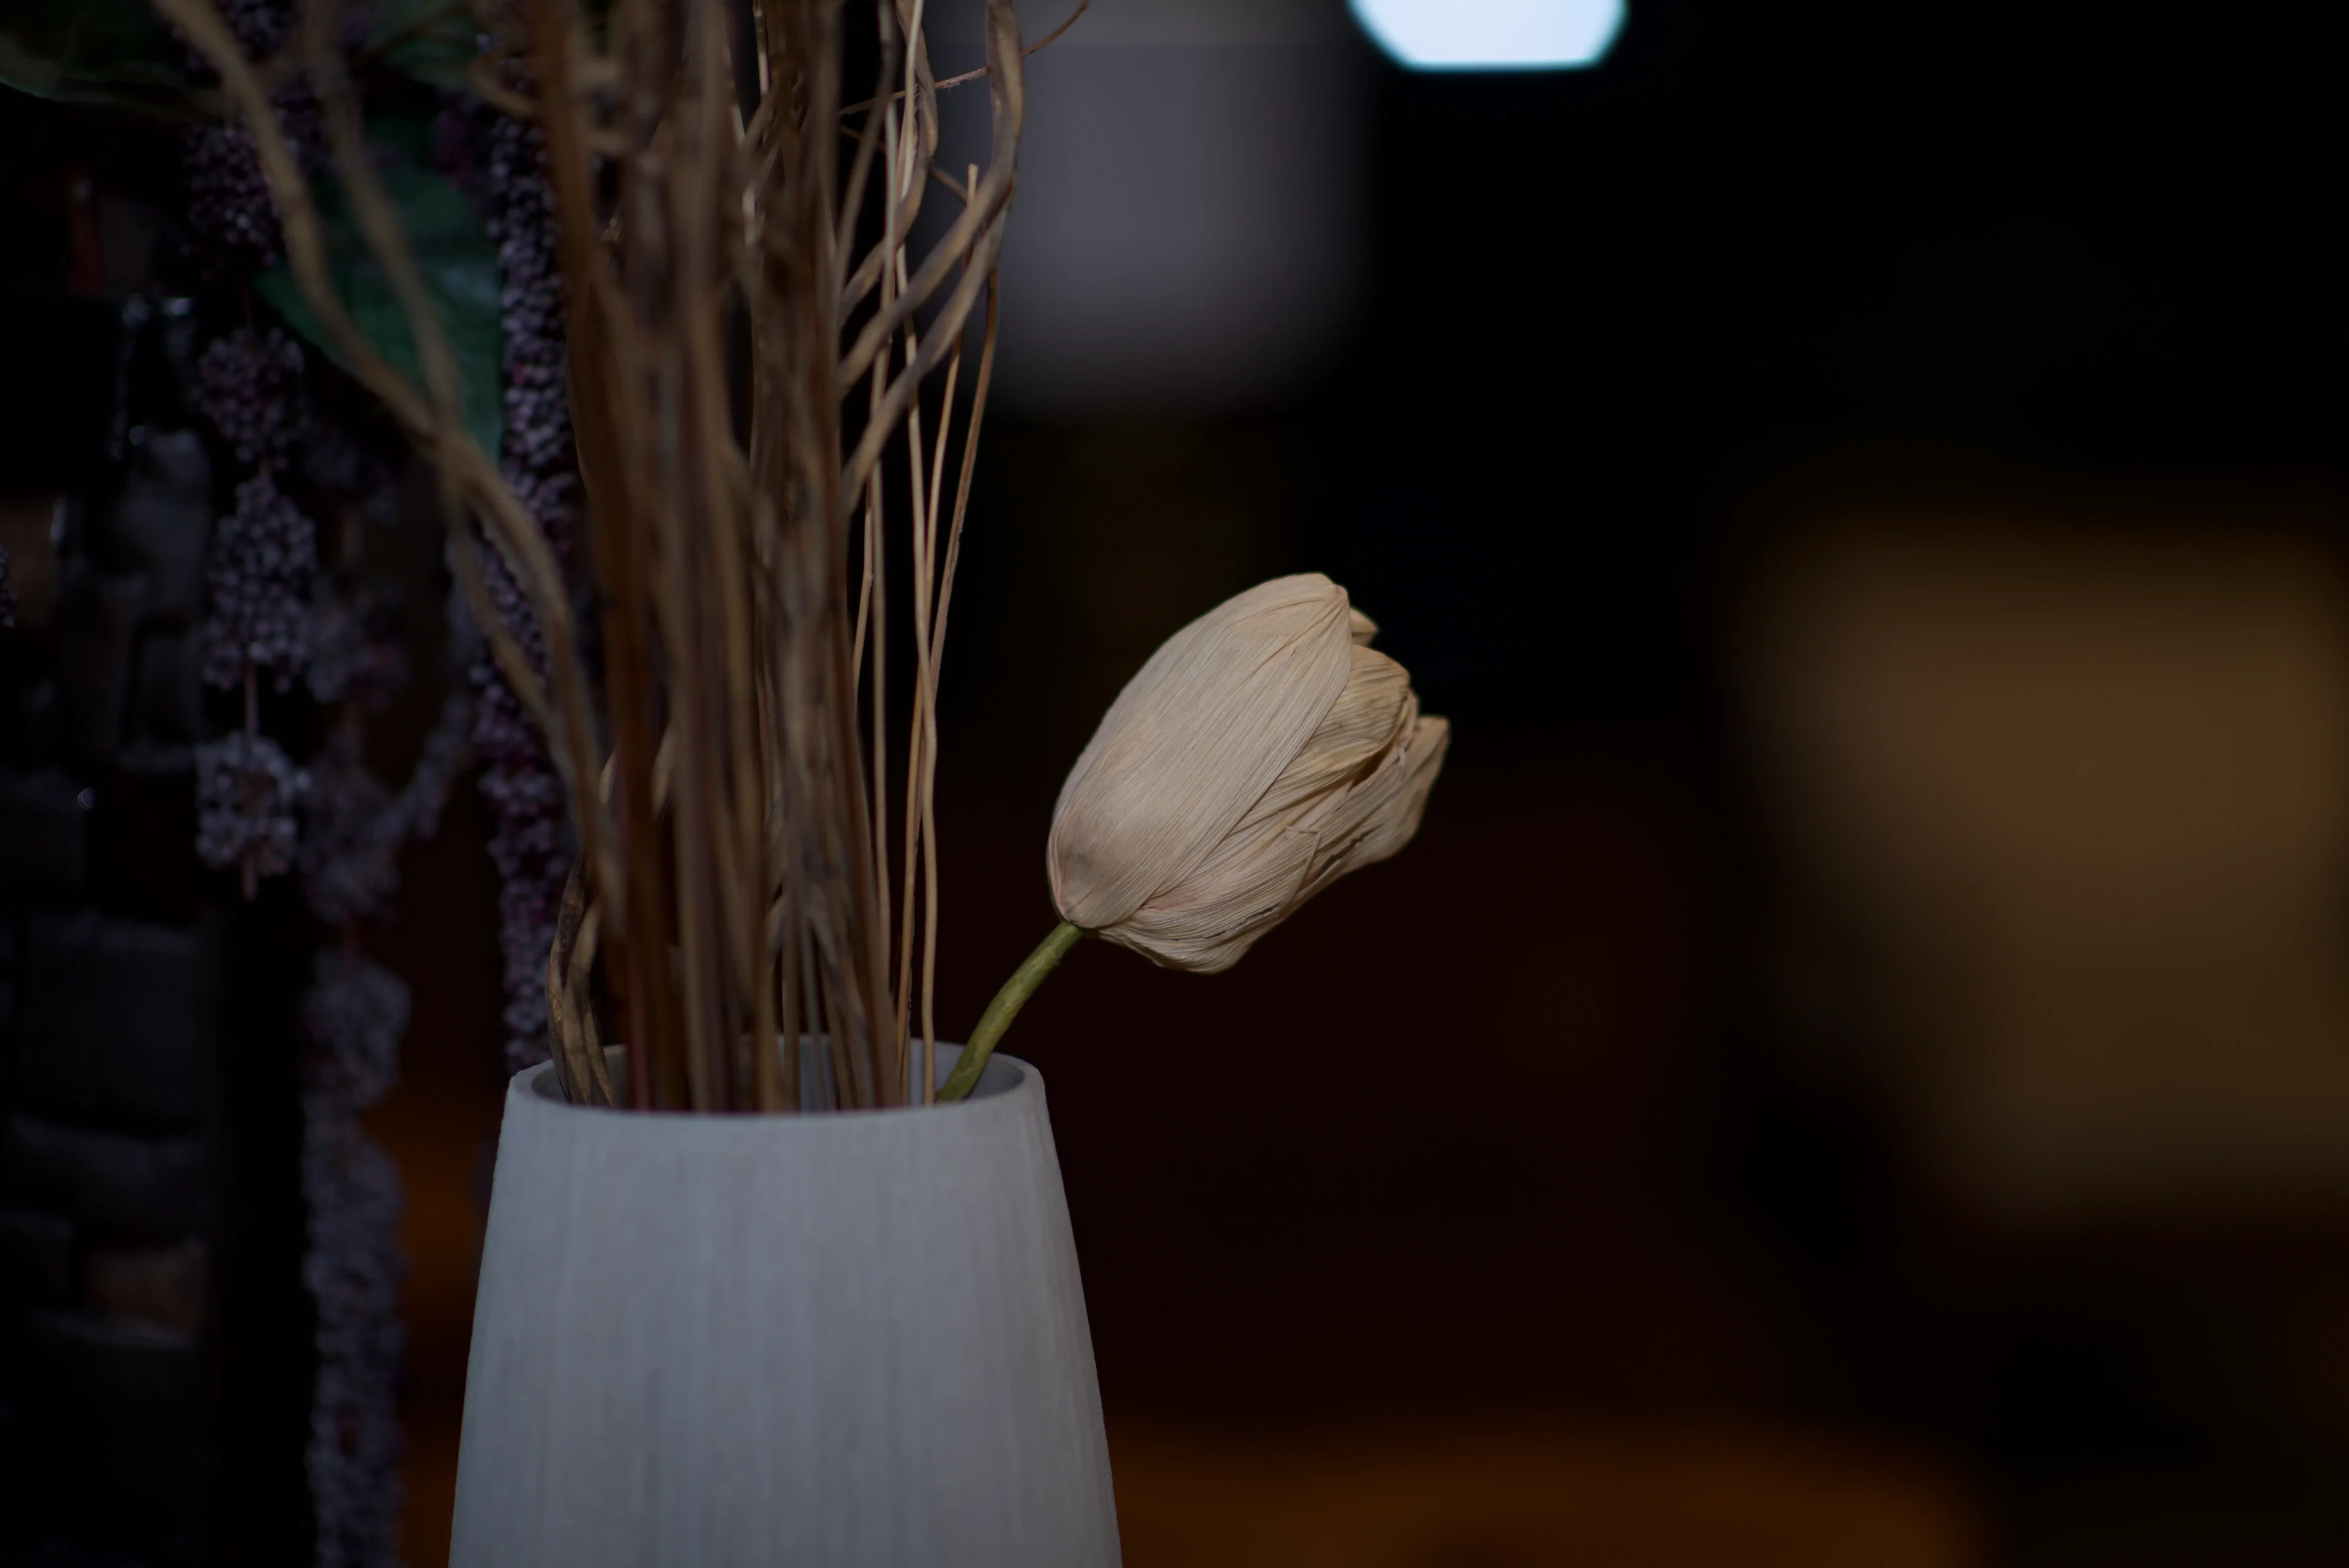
940 574 1447 1099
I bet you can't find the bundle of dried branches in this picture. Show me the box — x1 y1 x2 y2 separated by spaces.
162 0 1049 1112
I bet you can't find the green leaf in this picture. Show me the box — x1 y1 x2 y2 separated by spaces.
0 0 201 116
367 103 438 165
259 146 505 463
367 0 481 92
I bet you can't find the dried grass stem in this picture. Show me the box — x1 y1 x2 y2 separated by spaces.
171 0 1036 1110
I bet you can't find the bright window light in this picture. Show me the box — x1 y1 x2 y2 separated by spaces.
1351 0 1625 72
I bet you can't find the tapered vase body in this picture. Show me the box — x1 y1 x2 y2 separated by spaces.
449 1046 1120 1567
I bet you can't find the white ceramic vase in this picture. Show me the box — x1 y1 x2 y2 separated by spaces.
448 1045 1121 1567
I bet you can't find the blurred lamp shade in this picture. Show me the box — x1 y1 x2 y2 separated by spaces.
933 0 1370 413
1350 0 1625 71
1745 524 2349 1221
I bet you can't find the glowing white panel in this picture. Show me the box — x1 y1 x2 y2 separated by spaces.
1351 0 1625 71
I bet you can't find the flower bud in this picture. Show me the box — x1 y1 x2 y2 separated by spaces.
1048 573 1450 972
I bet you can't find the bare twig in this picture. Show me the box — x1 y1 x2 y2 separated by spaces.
841 0 1085 112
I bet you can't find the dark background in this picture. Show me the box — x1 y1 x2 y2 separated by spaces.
8 1 2349 1562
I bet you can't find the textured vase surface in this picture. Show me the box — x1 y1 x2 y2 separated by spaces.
449 1046 1121 1567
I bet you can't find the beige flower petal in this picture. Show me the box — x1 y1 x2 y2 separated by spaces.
1236 643 1414 830
1126 713 1449 974
1049 574 1355 930
1312 713 1450 890
1106 811 1318 973
1107 682 1439 975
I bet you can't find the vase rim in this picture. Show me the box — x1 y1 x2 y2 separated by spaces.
509 1041 1033 1118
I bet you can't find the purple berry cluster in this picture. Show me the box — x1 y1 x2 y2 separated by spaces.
300 949 409 1568
383 686 475 849
174 13 439 1548
486 114 577 504
300 690 474 928
172 0 320 279
299 1097 405 1568
213 0 295 56
299 730 396 928
307 577 412 709
193 330 320 695
303 948 409 1131
302 418 398 521
195 327 310 468
174 12 590 1551
199 470 319 691
280 429 466 1568
285 675 469 1568
441 100 582 1074
180 121 288 273
195 727 310 879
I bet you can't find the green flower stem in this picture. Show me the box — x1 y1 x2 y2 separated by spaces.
936 921 1083 1102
